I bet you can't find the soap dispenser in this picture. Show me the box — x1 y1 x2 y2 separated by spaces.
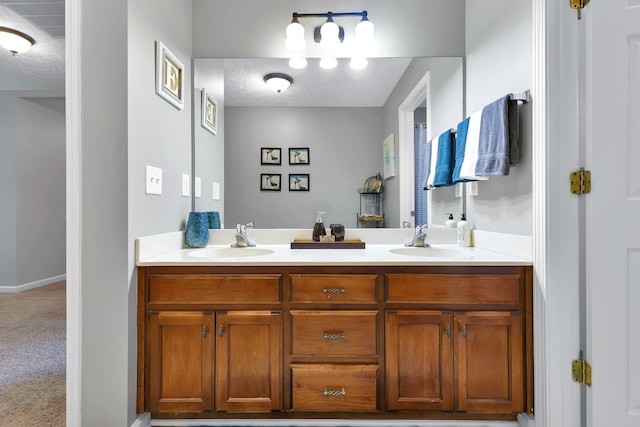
456 214 471 247
445 213 456 229
312 211 327 241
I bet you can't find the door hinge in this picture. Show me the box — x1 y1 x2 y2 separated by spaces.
570 168 591 195
570 0 590 19
572 351 592 386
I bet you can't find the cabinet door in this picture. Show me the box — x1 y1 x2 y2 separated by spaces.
385 310 454 410
455 311 523 414
148 311 213 413
215 311 282 412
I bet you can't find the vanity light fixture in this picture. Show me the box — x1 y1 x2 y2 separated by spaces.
264 73 293 94
0 26 35 54
285 11 374 70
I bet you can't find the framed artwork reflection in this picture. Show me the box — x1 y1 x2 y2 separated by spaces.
201 89 217 135
155 40 184 110
261 148 281 165
289 174 309 191
289 147 310 165
261 174 281 191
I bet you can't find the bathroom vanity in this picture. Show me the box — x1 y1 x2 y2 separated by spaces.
136 230 533 421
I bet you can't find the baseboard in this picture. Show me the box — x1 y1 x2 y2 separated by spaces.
131 413 151 427
148 419 520 427
0 274 66 293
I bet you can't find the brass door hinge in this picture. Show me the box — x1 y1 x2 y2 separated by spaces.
572 351 592 386
570 0 590 19
570 169 591 195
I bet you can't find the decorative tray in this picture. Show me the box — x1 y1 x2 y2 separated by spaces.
290 239 366 249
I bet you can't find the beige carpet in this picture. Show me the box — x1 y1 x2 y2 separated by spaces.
0 281 66 426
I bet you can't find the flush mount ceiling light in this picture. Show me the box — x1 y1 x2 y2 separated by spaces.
285 11 374 70
0 26 35 55
264 73 293 94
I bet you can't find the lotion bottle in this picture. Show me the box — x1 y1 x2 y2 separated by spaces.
312 211 327 241
445 213 456 229
456 214 471 247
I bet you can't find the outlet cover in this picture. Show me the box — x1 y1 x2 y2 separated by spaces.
212 182 220 200
181 174 190 197
145 165 162 195
195 177 201 198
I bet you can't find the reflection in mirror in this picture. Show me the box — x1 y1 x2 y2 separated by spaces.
193 57 463 229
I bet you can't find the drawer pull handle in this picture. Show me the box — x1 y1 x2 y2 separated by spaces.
445 325 451 338
323 331 346 341
322 288 346 295
218 325 224 337
461 325 467 338
202 326 209 338
323 387 346 397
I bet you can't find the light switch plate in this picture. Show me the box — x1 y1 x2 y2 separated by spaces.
212 182 220 200
195 177 201 198
181 174 190 197
145 165 162 195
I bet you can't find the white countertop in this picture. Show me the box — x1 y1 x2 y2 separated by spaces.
136 229 532 267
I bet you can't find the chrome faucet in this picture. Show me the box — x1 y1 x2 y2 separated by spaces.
405 224 430 247
232 221 255 247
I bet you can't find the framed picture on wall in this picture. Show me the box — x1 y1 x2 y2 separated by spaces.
289 174 309 191
260 174 281 191
201 89 217 135
289 147 310 165
155 40 184 110
261 148 281 165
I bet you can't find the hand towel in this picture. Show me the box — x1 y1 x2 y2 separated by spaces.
452 117 470 183
508 96 520 165
425 137 439 189
459 110 489 181
433 130 456 187
475 94 511 176
420 139 432 190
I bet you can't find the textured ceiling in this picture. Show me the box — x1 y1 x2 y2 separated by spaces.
0 1 64 91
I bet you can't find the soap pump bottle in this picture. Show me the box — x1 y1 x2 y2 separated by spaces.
445 213 456 229
312 211 327 241
456 214 471 247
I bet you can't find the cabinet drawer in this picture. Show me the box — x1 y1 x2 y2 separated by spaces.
290 274 377 303
291 364 378 411
148 274 281 304
386 274 521 306
291 310 377 356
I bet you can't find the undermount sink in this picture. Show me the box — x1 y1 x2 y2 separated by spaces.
389 247 470 258
188 247 275 258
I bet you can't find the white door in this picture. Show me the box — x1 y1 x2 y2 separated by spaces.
586 1 640 425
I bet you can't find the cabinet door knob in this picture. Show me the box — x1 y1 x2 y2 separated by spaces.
322 287 346 295
218 325 224 337
202 326 209 338
323 331 346 341
323 387 346 397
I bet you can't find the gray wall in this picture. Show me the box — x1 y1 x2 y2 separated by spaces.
193 59 225 215
0 92 65 291
225 107 384 228
462 0 533 235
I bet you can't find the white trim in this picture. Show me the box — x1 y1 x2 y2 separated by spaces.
0 274 66 293
398 72 431 228
66 0 82 425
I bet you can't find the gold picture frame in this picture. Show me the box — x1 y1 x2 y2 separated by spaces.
155 40 184 110
201 89 217 135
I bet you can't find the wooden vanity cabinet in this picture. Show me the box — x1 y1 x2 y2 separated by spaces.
138 265 533 420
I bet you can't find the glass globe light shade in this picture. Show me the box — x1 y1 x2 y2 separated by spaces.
288 57 308 69
320 20 340 51
355 18 375 47
0 27 35 54
319 57 338 70
350 56 368 70
285 20 305 51
264 74 293 93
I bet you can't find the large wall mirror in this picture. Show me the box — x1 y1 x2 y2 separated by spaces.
193 57 463 229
